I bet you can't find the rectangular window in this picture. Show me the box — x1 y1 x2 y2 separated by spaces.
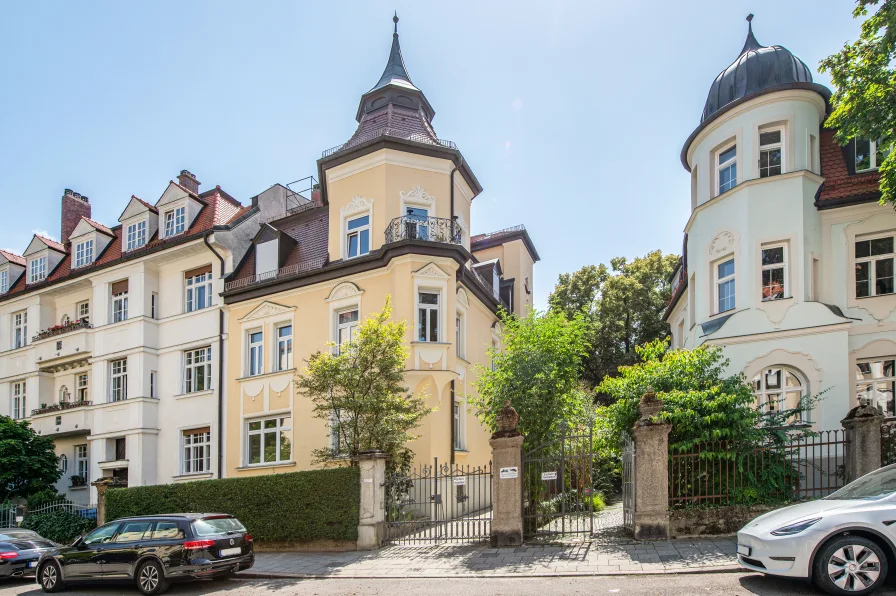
75 444 88 480
761 245 786 301
77 300 90 322
854 138 891 172
346 215 370 258
11 381 25 420
417 291 440 342
150 371 157 398
184 347 212 393
74 240 94 268
856 235 895 298
717 145 737 194
151 292 158 319
115 438 127 461
810 134 818 174
0 269 8 294
248 331 264 376
182 427 211 474
12 310 27 349
759 129 783 178
455 313 464 358
276 325 293 371
453 400 465 450
76 373 88 402
29 256 47 283
336 309 359 354
111 280 129 323
185 266 213 312
165 206 186 237
126 220 147 251
110 358 127 402
716 258 736 313
247 416 292 465
856 359 896 416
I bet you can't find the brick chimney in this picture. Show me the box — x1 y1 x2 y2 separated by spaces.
177 170 200 195
61 189 91 243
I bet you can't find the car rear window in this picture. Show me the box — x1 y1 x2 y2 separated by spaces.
191 517 246 537
0 531 40 541
151 522 184 540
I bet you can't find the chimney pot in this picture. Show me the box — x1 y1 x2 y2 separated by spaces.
177 170 200 194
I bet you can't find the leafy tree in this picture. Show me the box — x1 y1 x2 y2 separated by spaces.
296 296 431 476
548 251 679 391
469 309 592 450
819 0 896 205
0 416 61 502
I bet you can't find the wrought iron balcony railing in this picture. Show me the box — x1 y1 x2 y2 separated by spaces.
224 257 327 292
31 400 92 417
322 131 457 159
33 319 91 342
384 216 462 245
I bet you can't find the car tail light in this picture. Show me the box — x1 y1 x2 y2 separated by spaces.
0 552 18 560
245 534 253 543
183 540 215 550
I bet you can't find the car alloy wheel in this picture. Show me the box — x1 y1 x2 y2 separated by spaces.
140 564 160 592
827 544 882 592
41 564 57 589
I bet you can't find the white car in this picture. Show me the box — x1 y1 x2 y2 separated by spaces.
738 464 896 594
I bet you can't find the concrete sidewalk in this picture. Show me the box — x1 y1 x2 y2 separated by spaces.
244 537 740 578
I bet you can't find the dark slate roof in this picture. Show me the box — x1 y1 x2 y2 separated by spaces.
371 14 419 93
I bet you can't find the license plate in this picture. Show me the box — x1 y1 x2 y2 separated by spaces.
219 547 241 557
28 562 37 568
737 544 751 557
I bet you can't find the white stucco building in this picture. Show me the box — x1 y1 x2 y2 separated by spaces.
665 16 893 431
0 171 258 503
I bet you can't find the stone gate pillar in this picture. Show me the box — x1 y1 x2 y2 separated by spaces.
842 399 885 482
91 478 114 526
632 390 671 540
354 450 388 550
489 401 524 547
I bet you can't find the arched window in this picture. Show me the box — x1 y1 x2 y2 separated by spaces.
59 454 68 474
59 386 70 403
61 314 70 326
752 367 807 419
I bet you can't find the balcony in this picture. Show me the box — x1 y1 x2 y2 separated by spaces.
224 257 327 291
32 319 91 342
29 402 91 438
32 400 92 417
384 216 462 245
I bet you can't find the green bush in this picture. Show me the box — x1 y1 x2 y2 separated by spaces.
105 468 360 544
21 510 96 544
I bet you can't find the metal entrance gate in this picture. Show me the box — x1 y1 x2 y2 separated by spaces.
384 459 492 545
621 433 635 534
522 425 597 541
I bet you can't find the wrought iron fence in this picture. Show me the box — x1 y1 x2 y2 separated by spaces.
32 400 92 417
384 215 462 245
621 433 635 533
0 502 17 527
224 257 327 291
882 417 896 466
668 430 849 509
32 319 91 342
27 499 98 520
322 131 457 159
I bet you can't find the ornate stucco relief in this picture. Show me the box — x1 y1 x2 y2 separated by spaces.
413 262 449 278
340 195 373 216
708 231 735 257
240 301 295 322
400 186 436 207
327 281 364 302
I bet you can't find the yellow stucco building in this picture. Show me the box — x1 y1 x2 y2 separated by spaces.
221 16 539 477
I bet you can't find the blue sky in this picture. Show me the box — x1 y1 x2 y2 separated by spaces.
0 1 863 309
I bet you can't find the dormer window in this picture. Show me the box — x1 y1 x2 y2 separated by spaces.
718 145 737 194
346 215 370 258
29 256 47 283
74 239 94 268
0 269 7 294
759 129 783 178
126 220 147 251
855 139 891 172
164 206 186 237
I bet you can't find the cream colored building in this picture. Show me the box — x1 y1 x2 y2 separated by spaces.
0 174 259 503
221 19 539 476
665 17 894 430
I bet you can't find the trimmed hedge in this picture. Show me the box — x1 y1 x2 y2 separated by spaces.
21 510 96 544
105 468 360 543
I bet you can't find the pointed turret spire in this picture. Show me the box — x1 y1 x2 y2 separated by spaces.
740 13 763 54
371 12 417 92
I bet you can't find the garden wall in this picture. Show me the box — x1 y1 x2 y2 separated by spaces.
670 504 776 537
105 468 360 550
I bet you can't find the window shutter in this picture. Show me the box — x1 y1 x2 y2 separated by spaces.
184 264 213 279
111 280 129 294
842 140 857 176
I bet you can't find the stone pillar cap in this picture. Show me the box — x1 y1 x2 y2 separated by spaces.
492 401 522 439
352 450 390 461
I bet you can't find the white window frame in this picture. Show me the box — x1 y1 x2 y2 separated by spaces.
246 416 292 465
185 271 213 312
111 289 128 323
184 346 212 393
453 399 466 450
752 366 808 421
417 290 440 343
75 444 88 480
11 381 25 420
717 144 737 195
345 214 370 259
0 269 8 294
854 138 891 172
714 258 736 314
335 308 359 354
182 427 211 474
760 243 787 301
276 324 293 371
164 206 186 237
29 256 47 283
455 311 465 359
109 358 127 402
856 358 896 416
758 127 784 178
77 300 90 322
12 310 27 349
76 373 89 402
74 239 94 268
59 454 68 474
248 330 264 376
855 233 896 298
126 220 147 251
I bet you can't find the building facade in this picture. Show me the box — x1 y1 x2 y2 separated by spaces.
665 16 893 430
0 174 259 503
221 18 539 476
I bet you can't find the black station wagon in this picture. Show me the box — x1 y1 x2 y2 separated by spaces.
36 513 254 595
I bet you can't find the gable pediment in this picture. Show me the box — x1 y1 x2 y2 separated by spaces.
254 224 280 244
239 300 296 322
413 262 450 278
157 181 199 208
24 236 63 257
69 218 113 241
119 196 157 222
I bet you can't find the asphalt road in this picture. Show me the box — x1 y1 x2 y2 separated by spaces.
1 574 896 596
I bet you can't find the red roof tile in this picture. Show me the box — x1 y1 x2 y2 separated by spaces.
81 217 114 236
817 129 882 203
36 235 67 253
0 250 25 266
132 195 159 214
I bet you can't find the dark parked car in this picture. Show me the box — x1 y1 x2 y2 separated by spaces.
0 529 58 580
36 513 254 595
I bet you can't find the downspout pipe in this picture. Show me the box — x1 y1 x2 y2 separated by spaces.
450 380 456 465
204 233 226 480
